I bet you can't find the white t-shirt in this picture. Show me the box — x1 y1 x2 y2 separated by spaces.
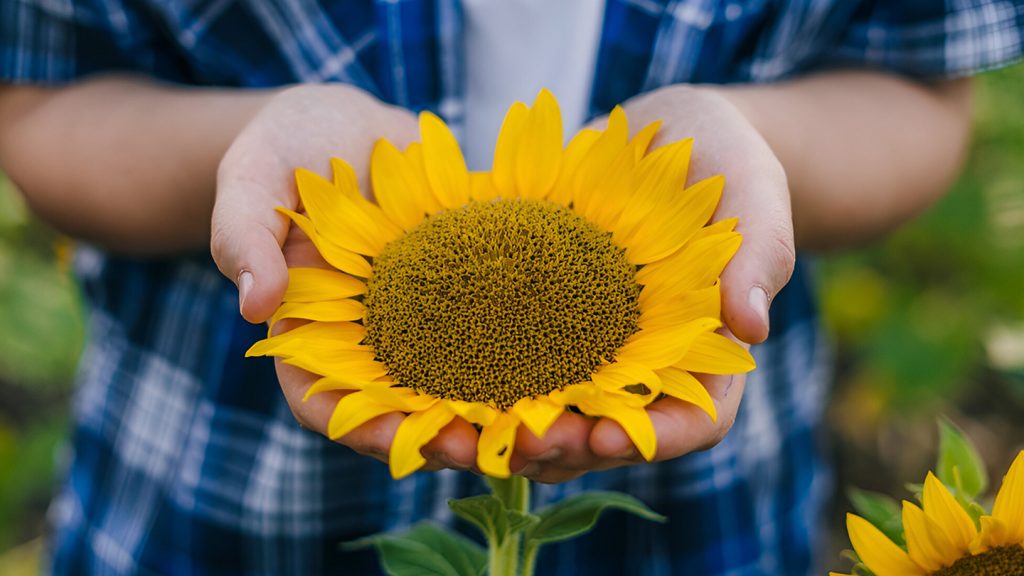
462 0 606 171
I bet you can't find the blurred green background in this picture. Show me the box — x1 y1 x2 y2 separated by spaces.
0 65 1022 572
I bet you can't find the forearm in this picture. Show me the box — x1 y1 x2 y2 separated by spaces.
715 71 973 251
0 76 276 253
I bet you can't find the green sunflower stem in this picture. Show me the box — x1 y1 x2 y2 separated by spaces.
486 475 531 576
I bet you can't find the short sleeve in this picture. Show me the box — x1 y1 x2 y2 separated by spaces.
825 0 1024 78
0 0 180 84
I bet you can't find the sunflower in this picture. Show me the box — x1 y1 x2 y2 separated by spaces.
247 90 754 479
833 451 1024 576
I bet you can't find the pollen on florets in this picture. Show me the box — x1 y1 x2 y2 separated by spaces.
363 199 641 409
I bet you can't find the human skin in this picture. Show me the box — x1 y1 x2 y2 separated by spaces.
0 72 971 482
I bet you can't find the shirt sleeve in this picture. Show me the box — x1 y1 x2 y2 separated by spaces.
0 0 173 84
825 0 1024 78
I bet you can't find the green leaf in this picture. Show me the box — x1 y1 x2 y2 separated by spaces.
526 491 665 546
937 417 988 498
403 524 487 576
344 534 461 576
847 488 905 546
505 510 539 534
449 495 508 544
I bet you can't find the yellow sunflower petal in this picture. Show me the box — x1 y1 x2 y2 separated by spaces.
327 391 399 440
590 361 662 400
549 128 600 206
923 472 978 552
656 367 717 422
420 111 470 209
446 399 498 426
992 450 1024 544
637 231 742 305
847 513 926 576
904 500 958 571
970 516 1011 554
620 175 724 265
282 351 388 381
631 120 663 162
276 208 372 278
674 332 756 375
371 139 429 231
303 376 376 400
578 138 638 230
613 138 692 242
268 299 364 329
569 388 657 461
403 143 444 214
572 106 629 214
246 322 365 357
511 396 564 439
295 168 400 256
515 89 563 200
389 402 457 479
329 157 358 194
477 412 520 478
284 268 366 302
615 317 721 370
693 216 739 239
638 283 721 331
359 384 438 412
492 101 530 198
470 172 500 202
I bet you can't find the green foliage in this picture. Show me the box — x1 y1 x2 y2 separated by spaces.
937 417 988 499
819 63 1024 412
0 419 67 547
345 522 487 576
0 174 84 389
523 491 665 546
449 495 515 544
0 173 83 554
846 488 904 547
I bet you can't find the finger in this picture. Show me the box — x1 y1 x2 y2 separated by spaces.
275 356 401 462
589 373 747 461
716 161 794 344
522 465 588 485
211 165 294 323
509 412 597 474
423 418 479 470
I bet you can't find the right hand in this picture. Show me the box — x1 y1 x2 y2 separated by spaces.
211 84 481 471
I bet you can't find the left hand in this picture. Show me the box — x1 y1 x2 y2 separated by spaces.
510 85 795 483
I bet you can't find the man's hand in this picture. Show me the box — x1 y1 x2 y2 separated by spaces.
509 85 794 483
213 84 483 470
213 84 420 322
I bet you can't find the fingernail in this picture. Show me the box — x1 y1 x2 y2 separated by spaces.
238 271 254 315
617 448 639 460
749 286 770 332
537 448 562 462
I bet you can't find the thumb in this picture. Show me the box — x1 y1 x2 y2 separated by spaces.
718 174 795 345
211 174 291 324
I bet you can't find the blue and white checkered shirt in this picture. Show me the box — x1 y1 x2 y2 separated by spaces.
3 1 1022 574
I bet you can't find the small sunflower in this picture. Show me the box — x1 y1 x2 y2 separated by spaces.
833 451 1024 576
247 90 754 479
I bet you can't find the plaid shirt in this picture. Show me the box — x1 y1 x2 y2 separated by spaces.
3 1 1022 574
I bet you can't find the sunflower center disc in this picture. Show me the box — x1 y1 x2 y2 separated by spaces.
931 545 1024 576
364 199 641 409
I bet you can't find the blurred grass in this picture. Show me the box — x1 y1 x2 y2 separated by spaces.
0 64 1022 568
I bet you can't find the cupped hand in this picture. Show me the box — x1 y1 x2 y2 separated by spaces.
510 85 794 483
212 84 477 470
